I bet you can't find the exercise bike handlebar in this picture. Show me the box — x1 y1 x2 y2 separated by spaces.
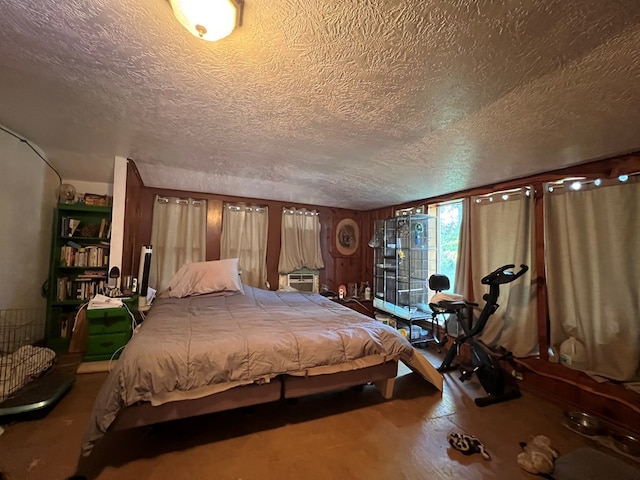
481 264 529 285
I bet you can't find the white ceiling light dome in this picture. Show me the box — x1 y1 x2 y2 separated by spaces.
169 0 243 42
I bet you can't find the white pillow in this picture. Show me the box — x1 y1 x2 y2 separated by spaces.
163 258 244 298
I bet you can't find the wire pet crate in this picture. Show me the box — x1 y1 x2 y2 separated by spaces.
0 308 64 415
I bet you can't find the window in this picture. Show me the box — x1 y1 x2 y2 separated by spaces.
393 202 463 288
277 207 324 274
545 173 640 379
220 203 268 288
468 187 537 357
149 196 207 291
433 200 463 288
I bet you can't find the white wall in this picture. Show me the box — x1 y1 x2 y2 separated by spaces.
108 157 128 282
62 179 113 199
0 126 59 310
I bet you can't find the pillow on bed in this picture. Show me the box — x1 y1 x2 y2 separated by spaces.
163 258 244 298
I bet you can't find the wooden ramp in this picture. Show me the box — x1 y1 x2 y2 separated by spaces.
400 348 444 392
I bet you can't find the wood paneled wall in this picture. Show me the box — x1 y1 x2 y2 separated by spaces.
121 160 145 277
121 160 367 292
123 153 640 295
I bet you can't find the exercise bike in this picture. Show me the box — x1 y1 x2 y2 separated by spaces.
431 264 529 407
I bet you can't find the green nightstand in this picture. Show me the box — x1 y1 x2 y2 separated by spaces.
84 296 137 362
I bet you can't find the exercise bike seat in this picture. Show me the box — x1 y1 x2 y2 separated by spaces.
430 292 467 312
438 300 468 311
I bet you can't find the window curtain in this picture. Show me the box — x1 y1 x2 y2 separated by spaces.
545 179 640 381
467 189 538 357
278 207 324 273
148 196 207 292
220 204 268 288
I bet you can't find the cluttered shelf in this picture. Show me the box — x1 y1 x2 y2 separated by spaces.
46 203 113 352
57 203 111 213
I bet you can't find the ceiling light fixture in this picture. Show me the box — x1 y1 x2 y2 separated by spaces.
169 0 244 42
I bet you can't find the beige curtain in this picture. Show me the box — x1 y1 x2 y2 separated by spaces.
220 204 268 288
149 196 207 292
469 189 538 357
545 179 640 381
278 208 324 273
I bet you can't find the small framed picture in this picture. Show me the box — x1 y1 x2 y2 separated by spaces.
332 218 360 257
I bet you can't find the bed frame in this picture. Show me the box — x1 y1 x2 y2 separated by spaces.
110 361 398 431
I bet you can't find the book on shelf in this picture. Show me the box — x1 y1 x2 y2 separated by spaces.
66 240 82 249
60 244 108 267
77 270 107 279
56 276 107 302
60 246 74 266
56 277 68 302
83 193 110 206
76 248 87 267
98 218 107 238
86 246 99 267
61 217 82 237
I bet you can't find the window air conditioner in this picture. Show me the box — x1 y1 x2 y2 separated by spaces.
280 272 319 293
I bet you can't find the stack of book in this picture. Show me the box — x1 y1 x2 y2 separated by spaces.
56 275 108 302
60 243 108 267
82 193 111 206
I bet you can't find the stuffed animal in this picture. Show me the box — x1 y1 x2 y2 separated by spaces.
517 435 559 476
447 432 491 460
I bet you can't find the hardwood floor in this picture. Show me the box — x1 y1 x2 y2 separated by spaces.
0 348 638 480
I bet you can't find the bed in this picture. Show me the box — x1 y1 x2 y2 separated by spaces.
81 263 443 456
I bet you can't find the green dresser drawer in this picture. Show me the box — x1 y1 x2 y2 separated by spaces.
86 331 131 357
86 307 130 334
86 306 128 320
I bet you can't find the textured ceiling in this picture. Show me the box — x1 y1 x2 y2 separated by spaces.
1 1 640 209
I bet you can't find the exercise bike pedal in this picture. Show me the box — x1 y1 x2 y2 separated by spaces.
437 363 459 373
458 366 478 382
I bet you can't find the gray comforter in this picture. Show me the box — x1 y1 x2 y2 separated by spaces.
81 286 414 456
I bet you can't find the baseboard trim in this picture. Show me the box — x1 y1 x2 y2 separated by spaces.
76 360 113 374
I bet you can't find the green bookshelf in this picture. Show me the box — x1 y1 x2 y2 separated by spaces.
45 203 112 351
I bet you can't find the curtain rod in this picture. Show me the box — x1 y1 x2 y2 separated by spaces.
283 207 319 216
225 203 267 212
156 196 205 206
